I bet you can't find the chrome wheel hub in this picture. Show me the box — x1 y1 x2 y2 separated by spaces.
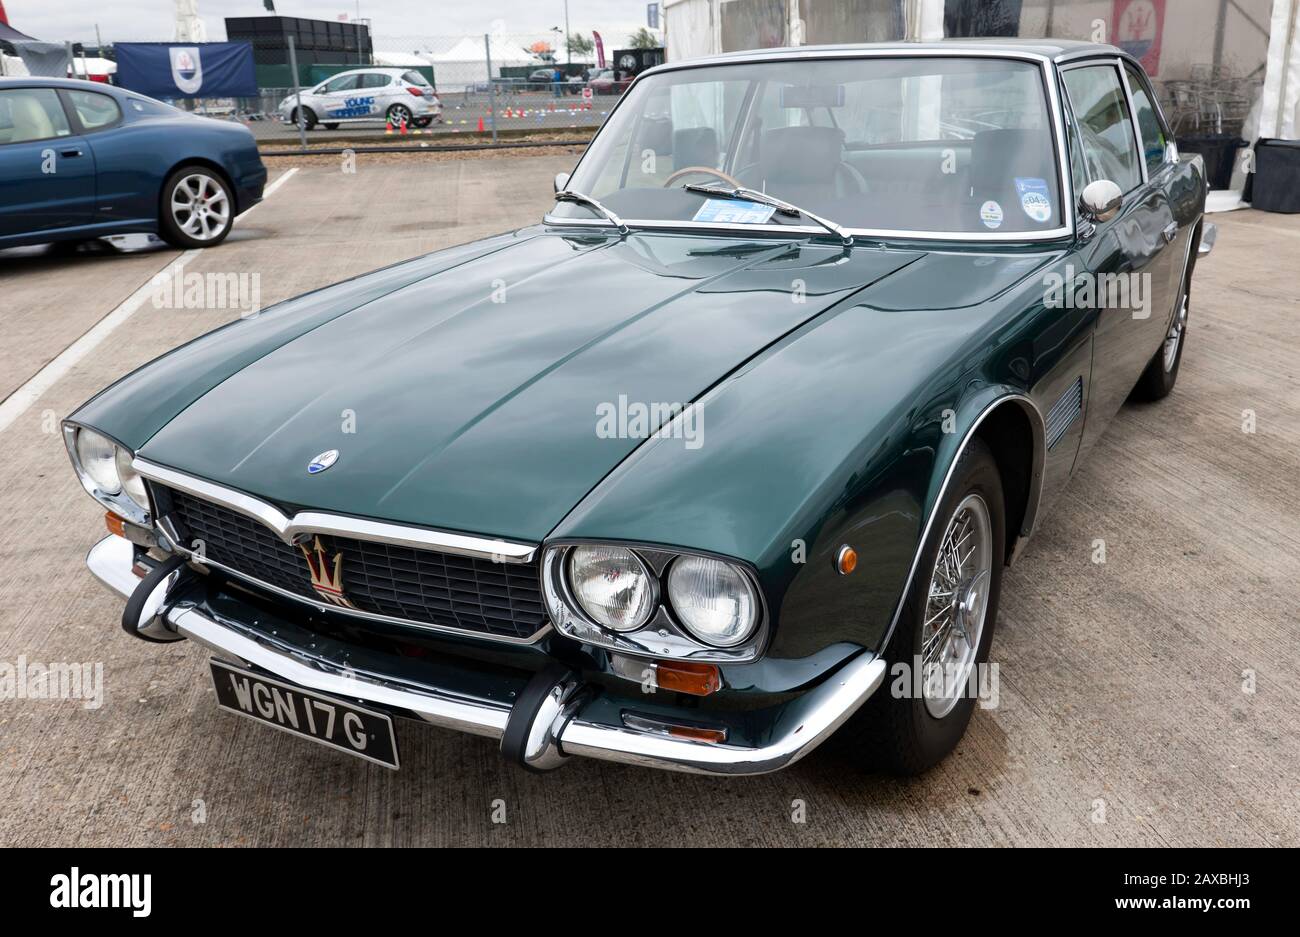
171 173 230 242
922 493 993 719
1163 293 1188 372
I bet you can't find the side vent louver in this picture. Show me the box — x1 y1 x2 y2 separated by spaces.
1046 377 1084 450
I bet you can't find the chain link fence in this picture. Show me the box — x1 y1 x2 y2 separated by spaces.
77 32 631 148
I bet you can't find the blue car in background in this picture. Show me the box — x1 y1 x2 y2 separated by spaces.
0 77 266 250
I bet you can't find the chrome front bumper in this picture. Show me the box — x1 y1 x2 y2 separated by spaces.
88 535 886 776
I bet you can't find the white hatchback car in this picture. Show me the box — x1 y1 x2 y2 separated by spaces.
279 68 442 130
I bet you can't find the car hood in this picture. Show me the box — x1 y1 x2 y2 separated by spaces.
128 231 917 541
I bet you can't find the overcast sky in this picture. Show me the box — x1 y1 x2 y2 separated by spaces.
4 1 660 46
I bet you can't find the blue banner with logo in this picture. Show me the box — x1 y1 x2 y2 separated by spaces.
113 42 257 99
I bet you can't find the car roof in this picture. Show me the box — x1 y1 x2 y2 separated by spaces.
329 67 418 77
643 38 1131 73
0 76 123 91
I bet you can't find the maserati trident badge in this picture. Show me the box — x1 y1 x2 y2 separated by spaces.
300 536 355 608
307 449 339 474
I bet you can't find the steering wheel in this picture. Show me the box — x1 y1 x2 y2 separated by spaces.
663 166 744 189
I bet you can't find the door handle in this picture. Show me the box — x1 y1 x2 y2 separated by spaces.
1162 222 1178 243
60 148 84 158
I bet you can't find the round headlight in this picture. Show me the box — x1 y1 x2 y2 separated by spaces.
115 447 149 512
667 556 758 648
75 429 121 495
567 545 655 632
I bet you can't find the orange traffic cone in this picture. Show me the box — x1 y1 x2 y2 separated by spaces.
385 119 393 134
477 116 484 132
400 117 408 135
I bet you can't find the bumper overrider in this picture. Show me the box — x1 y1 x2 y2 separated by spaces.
88 534 886 775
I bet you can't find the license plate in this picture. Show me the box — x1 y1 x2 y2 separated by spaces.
209 660 399 769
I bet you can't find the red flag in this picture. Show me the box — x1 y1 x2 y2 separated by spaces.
593 31 606 69
0 2 9 26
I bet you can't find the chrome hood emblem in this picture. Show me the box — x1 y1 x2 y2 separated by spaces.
307 449 339 474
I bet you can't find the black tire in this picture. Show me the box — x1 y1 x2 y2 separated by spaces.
323 122 340 130
386 103 413 127
290 107 317 131
1131 232 1198 402
413 116 433 128
836 437 1006 775
158 166 235 249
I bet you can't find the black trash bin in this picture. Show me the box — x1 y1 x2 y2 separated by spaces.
1175 134 1247 190
1249 138 1300 213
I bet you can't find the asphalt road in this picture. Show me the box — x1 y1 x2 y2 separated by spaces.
0 155 1297 846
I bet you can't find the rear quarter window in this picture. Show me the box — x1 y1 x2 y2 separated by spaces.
67 89 122 131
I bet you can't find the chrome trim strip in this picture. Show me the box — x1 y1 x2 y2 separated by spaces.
877 394 1047 652
1116 57 1150 186
551 50 1075 244
133 457 537 563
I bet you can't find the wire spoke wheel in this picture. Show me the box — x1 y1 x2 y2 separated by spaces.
921 493 993 718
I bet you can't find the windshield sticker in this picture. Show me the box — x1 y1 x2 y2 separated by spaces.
1015 177 1053 223
980 201 1003 229
691 199 778 225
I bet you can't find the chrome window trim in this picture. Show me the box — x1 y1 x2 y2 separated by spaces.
1058 58 1146 193
1115 57 1150 186
1118 58 1177 173
549 49 1076 244
134 457 537 563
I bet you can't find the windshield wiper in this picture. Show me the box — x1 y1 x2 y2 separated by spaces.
684 183 853 247
554 189 629 235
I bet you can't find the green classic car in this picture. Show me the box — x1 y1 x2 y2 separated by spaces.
67 40 1214 776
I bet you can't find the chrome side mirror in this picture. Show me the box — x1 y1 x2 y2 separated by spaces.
554 172 570 194
1079 179 1123 224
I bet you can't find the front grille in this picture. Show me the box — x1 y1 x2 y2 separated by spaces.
163 489 546 640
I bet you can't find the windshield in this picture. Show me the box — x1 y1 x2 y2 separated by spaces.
553 56 1063 236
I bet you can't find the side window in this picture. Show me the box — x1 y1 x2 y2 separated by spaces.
360 73 392 89
66 89 122 131
0 88 72 144
1059 83 1088 200
1123 63 1167 176
1061 65 1142 193
323 75 360 94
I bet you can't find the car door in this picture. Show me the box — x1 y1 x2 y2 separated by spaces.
317 73 363 121
0 87 96 240
357 72 392 119
1060 61 1176 459
1123 61 1192 309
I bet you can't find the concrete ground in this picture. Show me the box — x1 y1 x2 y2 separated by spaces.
0 154 1296 846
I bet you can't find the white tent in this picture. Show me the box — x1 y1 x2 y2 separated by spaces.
69 56 117 79
372 51 430 69
424 35 537 92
